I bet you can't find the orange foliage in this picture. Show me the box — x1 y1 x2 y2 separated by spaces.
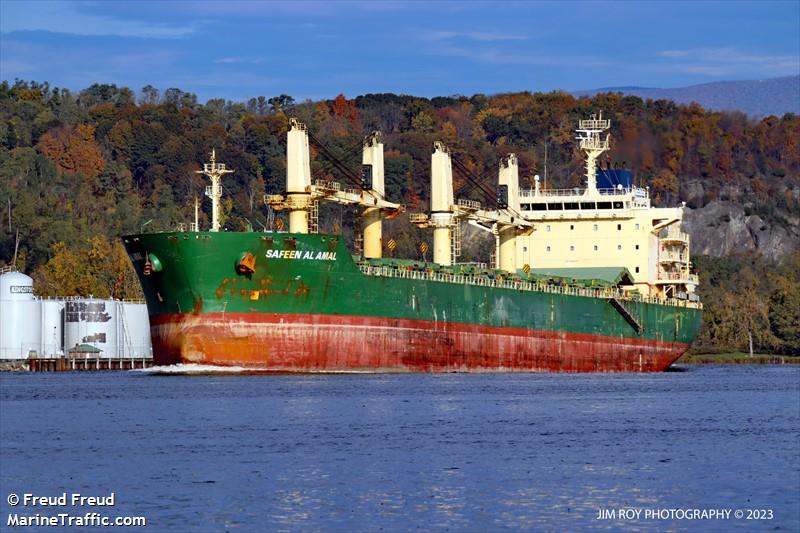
441 121 457 144
651 169 679 195
331 94 358 125
37 124 106 178
17 88 43 101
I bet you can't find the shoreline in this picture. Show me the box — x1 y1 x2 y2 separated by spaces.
678 352 800 365
3 354 798 373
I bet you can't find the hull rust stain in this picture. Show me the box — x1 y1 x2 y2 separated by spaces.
150 312 688 373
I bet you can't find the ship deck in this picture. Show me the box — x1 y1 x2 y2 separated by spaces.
355 259 702 310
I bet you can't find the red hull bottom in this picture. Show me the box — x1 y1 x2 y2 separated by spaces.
151 313 689 372
150 313 689 373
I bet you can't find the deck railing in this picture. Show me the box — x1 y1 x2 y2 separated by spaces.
357 263 702 309
518 186 648 199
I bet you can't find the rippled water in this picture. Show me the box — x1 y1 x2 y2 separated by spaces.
1 365 798 532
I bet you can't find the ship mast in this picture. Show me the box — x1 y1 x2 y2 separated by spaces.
266 119 402 243
575 112 611 195
410 143 532 269
196 149 234 232
429 141 455 266
361 132 385 258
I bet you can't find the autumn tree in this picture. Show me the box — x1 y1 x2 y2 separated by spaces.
37 124 106 177
32 237 142 299
331 94 358 125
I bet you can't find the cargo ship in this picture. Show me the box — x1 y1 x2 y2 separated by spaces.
124 114 702 372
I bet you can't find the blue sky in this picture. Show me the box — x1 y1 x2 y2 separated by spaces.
1 1 798 102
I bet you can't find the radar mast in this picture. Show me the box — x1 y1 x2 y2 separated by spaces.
196 149 234 232
576 112 611 194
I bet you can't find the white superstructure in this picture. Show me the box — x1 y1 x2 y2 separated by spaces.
511 113 697 300
411 112 697 301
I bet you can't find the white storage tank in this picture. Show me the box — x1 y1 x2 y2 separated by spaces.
119 302 152 358
64 298 118 358
40 299 64 358
0 271 42 359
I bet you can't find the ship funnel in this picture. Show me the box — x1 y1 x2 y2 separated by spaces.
361 132 384 258
286 118 312 233
430 141 454 266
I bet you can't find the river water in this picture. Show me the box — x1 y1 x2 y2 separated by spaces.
1 365 798 532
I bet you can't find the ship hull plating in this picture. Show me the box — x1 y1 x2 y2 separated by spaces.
124 232 702 373
151 312 689 372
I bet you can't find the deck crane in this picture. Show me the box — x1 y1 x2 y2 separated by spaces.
409 142 534 270
265 119 403 258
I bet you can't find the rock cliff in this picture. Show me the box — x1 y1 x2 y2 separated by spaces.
683 201 799 260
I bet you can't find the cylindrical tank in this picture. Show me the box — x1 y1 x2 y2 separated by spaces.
40 300 64 358
0 271 42 359
64 298 118 358
119 302 152 358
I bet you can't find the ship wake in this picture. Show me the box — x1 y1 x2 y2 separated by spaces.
132 363 258 375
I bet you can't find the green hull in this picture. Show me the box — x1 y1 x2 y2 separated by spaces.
123 232 702 372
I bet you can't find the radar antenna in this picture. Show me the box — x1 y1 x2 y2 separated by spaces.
576 112 611 194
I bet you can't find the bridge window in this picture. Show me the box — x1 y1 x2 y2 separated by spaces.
531 203 547 211
580 202 595 210
564 202 579 210
613 201 623 209
597 202 612 209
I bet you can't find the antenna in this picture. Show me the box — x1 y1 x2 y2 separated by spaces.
12 229 19 268
196 149 234 232
576 112 611 194
543 141 547 191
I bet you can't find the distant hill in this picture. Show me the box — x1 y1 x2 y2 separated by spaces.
574 75 799 117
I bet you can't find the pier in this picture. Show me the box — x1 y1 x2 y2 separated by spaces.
24 356 153 372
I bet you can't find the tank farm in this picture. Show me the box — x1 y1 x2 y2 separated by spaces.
124 114 702 372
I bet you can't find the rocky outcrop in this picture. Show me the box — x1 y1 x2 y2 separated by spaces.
683 201 799 260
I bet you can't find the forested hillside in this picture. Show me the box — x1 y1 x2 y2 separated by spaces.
1 80 798 354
